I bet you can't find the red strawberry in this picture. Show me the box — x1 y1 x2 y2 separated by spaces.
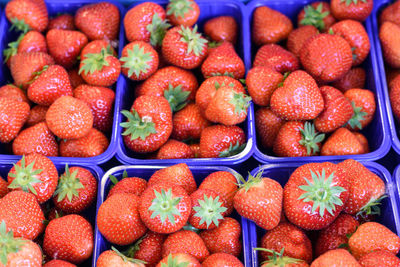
379 21 400 68
0 97 30 143
0 84 29 103
120 41 159 81
48 14 75 31
28 65 73 106
18 31 47 54
5 0 48 32
321 127 364 156
46 96 93 139
96 248 146 267
166 0 199 27
234 173 283 230
204 16 237 44
202 253 243 267
46 29 88 69
283 162 349 230
128 231 166 265
380 0 400 26
162 25 208 69
73 84 115 132
311 249 360 266
108 176 147 198
0 178 9 198
253 44 300 73
59 128 109 157
8 153 58 203
156 139 194 159
44 259 76 267
43 214 93 264
387 68 400 88
53 166 97 214
68 68 85 89
75 2 120 41
298 2 336 32
162 230 209 261
121 95 172 153
258 249 308 267
331 67 366 92
330 0 373 22
358 250 400 266
246 67 283 106
12 122 58 156
26 105 48 127
199 125 246 158
390 75 400 121
252 6 293 45
287 25 319 57
345 88 376 130
256 107 285 149
353 132 369 153
157 253 200 267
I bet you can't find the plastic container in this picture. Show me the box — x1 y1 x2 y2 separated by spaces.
246 0 391 164
0 0 126 165
115 0 255 166
394 164 400 204
94 165 251 266
246 161 400 267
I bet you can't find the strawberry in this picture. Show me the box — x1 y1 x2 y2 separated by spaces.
270 70 324 120
120 41 159 81
315 86 353 133
345 88 376 130
201 42 245 79
26 105 48 127
331 67 366 92
202 253 243 267
5 0 48 33
43 214 93 264
73 84 115 132
96 248 146 267
74 2 120 41
68 68 85 89
0 97 30 143
311 249 360 266
48 14 75 31
148 163 196 195
0 84 29 103
156 139 194 159
298 2 336 32
190 143 201 158
321 127 364 156
157 253 200 267
258 249 308 267
44 259 77 267
300 33 353 82
252 6 293 45
390 75 400 121
358 250 400 266
330 0 373 22
287 25 319 57
256 107 285 149
253 44 300 73
12 122 58 157
246 67 283 106
380 0 400 26
330 20 370 66
349 222 400 259
166 0 200 27
59 128 109 157
27 65 73 106
283 162 349 230
204 16 237 44
199 217 242 257
124 2 169 46
53 166 97 214
8 153 58 203
121 95 172 153
379 22 400 68
139 183 191 234
387 67 400 88
162 230 209 261
108 175 147 198
199 125 246 158
46 29 88 69
353 132 369 153
46 95 93 139
127 231 166 265
315 214 359 256
0 178 8 198
234 172 283 230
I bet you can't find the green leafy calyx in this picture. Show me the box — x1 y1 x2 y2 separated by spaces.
193 194 227 228
219 140 246 158
53 165 84 203
8 156 43 195
237 170 263 193
0 221 26 265
147 13 171 47
179 25 208 56
161 253 189 267
347 101 368 130
149 188 182 224
300 3 329 31
357 194 387 218
299 122 325 156
10 18 30 33
167 0 194 19
164 84 191 112
120 109 157 141
79 46 114 75
111 246 147 265
340 0 367 5
229 91 252 116
255 248 301 267
120 44 153 78
3 34 24 63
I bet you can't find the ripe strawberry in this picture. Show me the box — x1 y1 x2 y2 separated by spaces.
108 175 147 198
5 0 48 32
44 259 77 267
345 88 376 130
75 2 120 41
17 31 47 55
331 67 366 92
148 163 196 195
12 122 58 156
256 107 285 149
121 95 172 153
298 2 336 32
48 14 75 31
202 253 244 267
387 67 400 88
349 222 400 259
204 16 237 44
156 139 194 159
252 6 293 45
258 249 308 267
200 217 242 257
46 96 93 139
321 127 364 156
390 75 400 121
128 231 166 265
315 86 353 133
287 25 319 57
353 132 369 153
379 0 400 26
46 29 88 69
59 128 109 157
124 2 169 46
120 41 159 81
73 84 115 132
311 249 360 266
358 250 400 266
0 97 30 143
26 105 48 127
8 153 58 203
246 67 283 106
379 22 400 68
330 0 373 22
270 70 324 120
201 42 245 79
283 162 349 230
253 44 300 73
43 214 93 264
166 0 199 27
199 125 246 158
96 248 146 267
162 230 209 261
28 65 73 106
157 253 200 267
0 178 9 198
0 84 29 103
68 68 85 88
234 173 283 230
300 34 353 82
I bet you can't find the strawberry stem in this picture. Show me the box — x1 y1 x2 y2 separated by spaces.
8 156 43 195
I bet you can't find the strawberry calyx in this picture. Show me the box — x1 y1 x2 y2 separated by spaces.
79 46 114 75
120 109 157 141
28 65 49 84
146 13 171 47
298 122 325 156
0 221 26 265
120 44 153 78
340 0 367 5
179 25 208 56
111 246 147 265
254 248 302 267
182 223 200 233
229 91 252 116
219 140 246 158
300 3 329 31
9 18 30 33
298 169 347 217
208 41 222 49
109 170 128 188
123 235 144 258
357 195 387 218
347 101 368 130
149 188 182 224
164 84 191 112
8 156 43 195
167 0 194 19
3 34 24 63
237 171 263 193
193 194 227 228
162 253 189 267
209 71 235 79
277 72 290 88
53 165 84 203
214 81 235 90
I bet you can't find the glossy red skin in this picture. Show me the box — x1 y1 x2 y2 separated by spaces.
287 25 319 58
5 239 43 267
0 177 8 198
253 44 300 73
48 14 75 30
5 0 49 32
107 177 147 198
380 21 400 68
18 31 47 54
344 88 376 130
68 68 85 89
80 55 120 87
358 250 400 266
80 40 116 58
202 253 244 267
379 0 400 26
204 16 238 44
0 84 29 103
256 107 284 149
0 97 30 143
44 259 77 267
26 105 48 127
157 253 201 267
311 249 360 266
133 232 166 265
331 0 373 22
167 0 199 27
353 132 369 153
156 139 194 159
298 2 336 32
97 250 145 267
321 128 364 156
332 68 366 92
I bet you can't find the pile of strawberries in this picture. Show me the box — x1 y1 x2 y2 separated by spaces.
251 0 377 157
